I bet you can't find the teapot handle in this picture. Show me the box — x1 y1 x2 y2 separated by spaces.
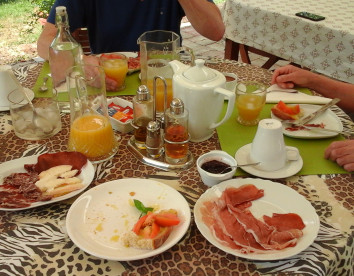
210 87 235 129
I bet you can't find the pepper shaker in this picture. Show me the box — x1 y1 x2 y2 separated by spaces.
145 121 163 159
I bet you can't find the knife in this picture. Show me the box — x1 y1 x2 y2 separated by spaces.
296 98 341 125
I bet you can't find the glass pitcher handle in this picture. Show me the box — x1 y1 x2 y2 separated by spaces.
178 46 195 66
74 75 90 114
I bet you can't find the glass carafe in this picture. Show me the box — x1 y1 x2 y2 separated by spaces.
67 64 119 163
137 30 194 115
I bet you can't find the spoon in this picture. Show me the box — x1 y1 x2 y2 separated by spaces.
39 77 48 92
219 162 260 174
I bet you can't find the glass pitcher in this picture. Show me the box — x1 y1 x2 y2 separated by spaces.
66 64 119 163
137 30 194 114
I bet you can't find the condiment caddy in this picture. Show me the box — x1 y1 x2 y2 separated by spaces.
128 76 194 171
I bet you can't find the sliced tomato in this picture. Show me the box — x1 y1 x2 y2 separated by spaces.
276 101 300 115
142 212 155 227
154 213 180 227
132 214 148 234
149 222 160 239
139 225 152 238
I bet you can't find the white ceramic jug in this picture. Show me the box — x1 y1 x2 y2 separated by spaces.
169 59 235 142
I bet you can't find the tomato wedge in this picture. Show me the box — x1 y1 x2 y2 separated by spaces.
149 222 160 239
132 214 148 234
154 213 180 227
276 101 300 115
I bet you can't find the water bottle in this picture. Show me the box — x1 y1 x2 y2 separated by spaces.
49 6 83 113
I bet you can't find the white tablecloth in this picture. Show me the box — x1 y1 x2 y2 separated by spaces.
222 0 354 83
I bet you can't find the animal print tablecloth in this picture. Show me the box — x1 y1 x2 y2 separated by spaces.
0 60 353 276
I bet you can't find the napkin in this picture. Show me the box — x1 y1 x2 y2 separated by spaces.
266 84 332 104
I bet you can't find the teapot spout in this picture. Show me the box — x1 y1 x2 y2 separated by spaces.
169 60 189 75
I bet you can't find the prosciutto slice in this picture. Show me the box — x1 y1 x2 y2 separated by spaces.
263 213 305 231
201 184 305 254
25 152 87 174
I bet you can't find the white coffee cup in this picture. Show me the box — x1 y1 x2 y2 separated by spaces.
0 65 21 107
250 118 299 171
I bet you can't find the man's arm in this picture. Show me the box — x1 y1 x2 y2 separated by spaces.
178 0 225 41
37 22 57 60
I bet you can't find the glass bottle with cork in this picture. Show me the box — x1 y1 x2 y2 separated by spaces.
132 85 154 149
49 6 83 113
164 98 190 164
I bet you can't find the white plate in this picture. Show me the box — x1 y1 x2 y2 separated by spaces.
0 88 35 111
235 144 303 179
0 155 95 211
271 104 343 139
66 178 191 261
194 178 320 260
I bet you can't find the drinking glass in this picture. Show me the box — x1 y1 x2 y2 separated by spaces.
67 64 119 163
8 88 61 140
236 81 266 126
100 53 128 91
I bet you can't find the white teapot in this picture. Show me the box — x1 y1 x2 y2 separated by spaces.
169 59 235 142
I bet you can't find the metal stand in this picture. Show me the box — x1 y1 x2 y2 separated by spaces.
127 136 194 171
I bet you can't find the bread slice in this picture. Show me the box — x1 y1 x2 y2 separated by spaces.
123 226 173 250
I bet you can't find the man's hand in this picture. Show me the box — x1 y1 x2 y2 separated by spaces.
324 140 354 172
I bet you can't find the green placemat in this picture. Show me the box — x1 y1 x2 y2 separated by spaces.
217 102 347 176
32 62 140 98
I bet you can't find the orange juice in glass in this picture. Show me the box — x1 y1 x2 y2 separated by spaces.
146 78 173 113
236 82 266 126
100 53 128 91
68 114 118 162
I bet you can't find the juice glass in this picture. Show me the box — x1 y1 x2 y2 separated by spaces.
146 77 173 113
100 53 128 91
236 81 266 126
67 64 119 163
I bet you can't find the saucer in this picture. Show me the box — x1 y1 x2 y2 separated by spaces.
235 144 303 179
0 87 35 111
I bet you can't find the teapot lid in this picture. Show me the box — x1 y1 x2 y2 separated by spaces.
183 59 216 82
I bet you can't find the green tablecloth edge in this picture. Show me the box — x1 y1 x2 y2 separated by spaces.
32 61 140 99
217 102 348 176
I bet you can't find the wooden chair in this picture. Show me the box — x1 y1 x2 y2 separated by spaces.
72 28 91 55
224 38 285 70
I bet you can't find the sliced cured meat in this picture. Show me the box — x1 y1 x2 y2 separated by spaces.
217 184 264 209
227 205 302 250
263 213 306 231
30 152 88 174
0 171 51 208
201 184 305 254
128 56 140 70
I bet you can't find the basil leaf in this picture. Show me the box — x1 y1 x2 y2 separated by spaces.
133 199 153 215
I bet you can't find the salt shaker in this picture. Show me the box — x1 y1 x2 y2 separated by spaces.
132 85 154 149
146 121 163 159
164 98 190 164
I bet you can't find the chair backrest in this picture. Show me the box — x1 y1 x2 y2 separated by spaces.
72 28 91 55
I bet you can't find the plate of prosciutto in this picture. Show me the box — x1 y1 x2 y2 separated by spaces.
194 178 320 260
0 152 94 211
